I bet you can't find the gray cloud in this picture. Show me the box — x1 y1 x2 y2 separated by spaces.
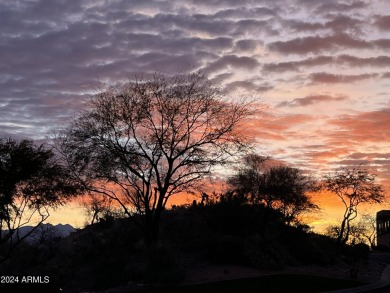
263 55 390 73
309 72 378 84
204 55 260 74
282 15 364 35
374 15 390 31
225 80 273 93
268 33 372 55
234 39 260 52
263 56 333 73
0 0 389 141
278 94 348 107
311 0 368 14
213 7 278 19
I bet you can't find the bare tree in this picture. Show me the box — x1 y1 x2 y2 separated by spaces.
358 213 377 248
82 194 124 225
0 138 81 263
56 72 253 246
322 167 385 246
325 224 342 240
326 214 377 248
349 213 377 248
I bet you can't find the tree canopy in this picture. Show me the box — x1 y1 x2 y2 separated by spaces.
229 154 319 225
322 167 385 245
0 138 82 261
56 72 253 245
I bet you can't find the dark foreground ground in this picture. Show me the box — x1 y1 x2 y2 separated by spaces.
137 274 367 293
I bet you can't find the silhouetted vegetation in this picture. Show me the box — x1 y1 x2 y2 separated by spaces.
229 154 319 226
0 191 370 292
326 213 377 248
55 72 253 247
0 138 82 263
322 167 385 246
0 74 387 292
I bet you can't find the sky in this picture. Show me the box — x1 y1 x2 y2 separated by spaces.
1 0 390 229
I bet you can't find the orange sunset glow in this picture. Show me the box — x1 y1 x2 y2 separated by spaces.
1 0 390 232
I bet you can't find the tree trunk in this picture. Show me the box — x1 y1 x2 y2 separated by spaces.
144 207 163 249
337 217 347 245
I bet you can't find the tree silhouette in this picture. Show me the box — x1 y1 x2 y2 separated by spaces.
82 194 124 225
0 138 82 262
355 213 377 249
323 167 385 246
56 72 252 246
230 154 318 225
229 154 269 205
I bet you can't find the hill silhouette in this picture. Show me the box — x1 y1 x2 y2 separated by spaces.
2 223 75 243
0 196 372 292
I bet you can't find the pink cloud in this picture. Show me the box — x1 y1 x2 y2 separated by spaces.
329 107 390 143
278 94 347 107
310 72 378 83
374 15 390 31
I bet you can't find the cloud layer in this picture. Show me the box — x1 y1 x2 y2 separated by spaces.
1 0 390 196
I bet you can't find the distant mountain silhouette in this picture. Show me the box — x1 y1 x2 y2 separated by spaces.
3 223 76 243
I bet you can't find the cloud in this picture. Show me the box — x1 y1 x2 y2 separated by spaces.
2 0 390 230
234 39 259 52
225 80 273 92
262 56 333 73
382 72 390 79
283 15 364 35
204 55 260 74
337 55 390 67
278 94 347 107
213 7 278 19
347 152 390 160
313 1 368 14
255 106 390 189
340 152 390 189
0 0 390 181
253 118 374 174
329 107 390 143
263 55 390 73
309 72 378 84
244 112 315 141
283 20 325 33
268 34 372 55
325 15 364 34
303 147 353 165
372 38 390 50
374 15 390 31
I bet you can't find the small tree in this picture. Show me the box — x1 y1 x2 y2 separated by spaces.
349 213 377 248
0 138 81 262
326 223 367 246
358 213 377 249
261 165 319 225
229 154 319 225
323 167 385 246
229 154 269 205
82 194 124 225
56 72 252 246
325 224 342 240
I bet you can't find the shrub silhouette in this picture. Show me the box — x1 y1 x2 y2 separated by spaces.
0 198 362 291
